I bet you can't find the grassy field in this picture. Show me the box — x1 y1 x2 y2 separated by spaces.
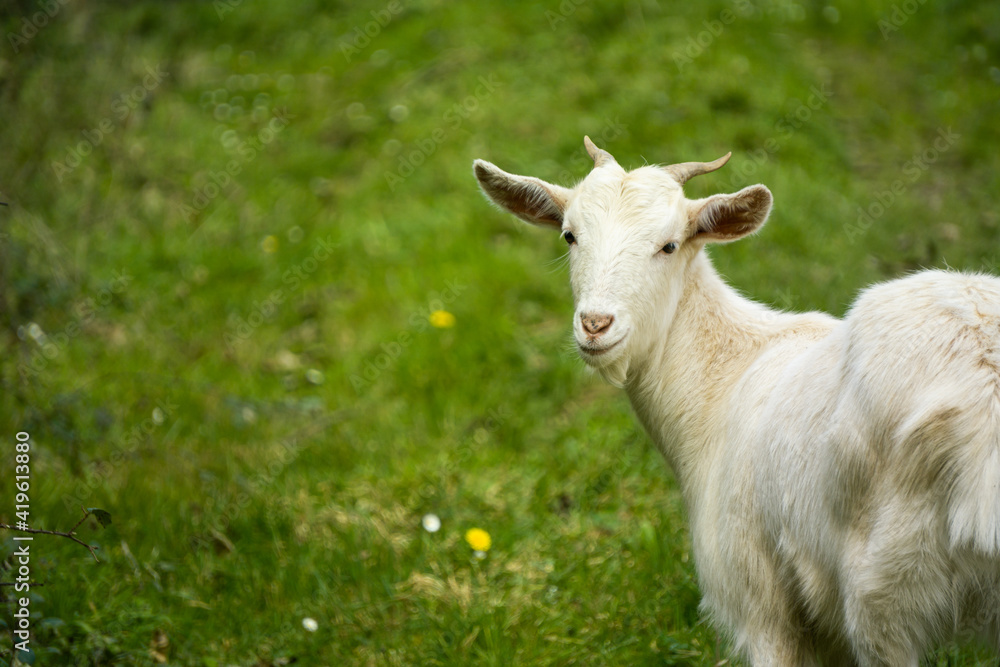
1 0 999 664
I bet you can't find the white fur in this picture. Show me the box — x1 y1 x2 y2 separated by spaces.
474 141 1000 666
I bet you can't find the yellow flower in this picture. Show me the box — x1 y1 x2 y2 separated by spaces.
465 527 491 551
429 310 456 328
261 235 279 253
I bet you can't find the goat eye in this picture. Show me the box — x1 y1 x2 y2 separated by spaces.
563 231 577 245
662 242 678 254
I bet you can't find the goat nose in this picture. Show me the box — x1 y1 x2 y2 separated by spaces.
581 312 614 336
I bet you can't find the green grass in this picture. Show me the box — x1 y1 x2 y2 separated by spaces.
1 0 999 664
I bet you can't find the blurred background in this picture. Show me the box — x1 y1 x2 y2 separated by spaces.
1 0 999 664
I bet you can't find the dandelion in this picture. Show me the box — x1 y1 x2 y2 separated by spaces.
302 617 318 632
429 310 456 328
261 235 279 253
465 527 491 552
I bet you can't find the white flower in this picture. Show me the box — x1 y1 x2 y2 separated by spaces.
241 406 257 424
302 617 318 632
422 513 441 533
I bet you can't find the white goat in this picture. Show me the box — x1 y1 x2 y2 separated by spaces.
474 137 1000 666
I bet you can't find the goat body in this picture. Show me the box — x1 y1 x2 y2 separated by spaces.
640 257 1000 664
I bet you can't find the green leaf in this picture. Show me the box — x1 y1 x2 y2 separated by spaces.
86 509 113 528
16 648 35 665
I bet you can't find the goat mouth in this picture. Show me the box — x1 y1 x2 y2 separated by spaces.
578 337 623 357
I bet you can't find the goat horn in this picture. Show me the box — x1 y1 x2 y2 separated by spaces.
663 152 732 184
584 136 617 168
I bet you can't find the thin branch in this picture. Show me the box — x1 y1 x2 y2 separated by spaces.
0 523 100 562
67 508 91 535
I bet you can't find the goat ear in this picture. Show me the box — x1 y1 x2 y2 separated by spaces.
473 160 571 229
687 184 773 243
